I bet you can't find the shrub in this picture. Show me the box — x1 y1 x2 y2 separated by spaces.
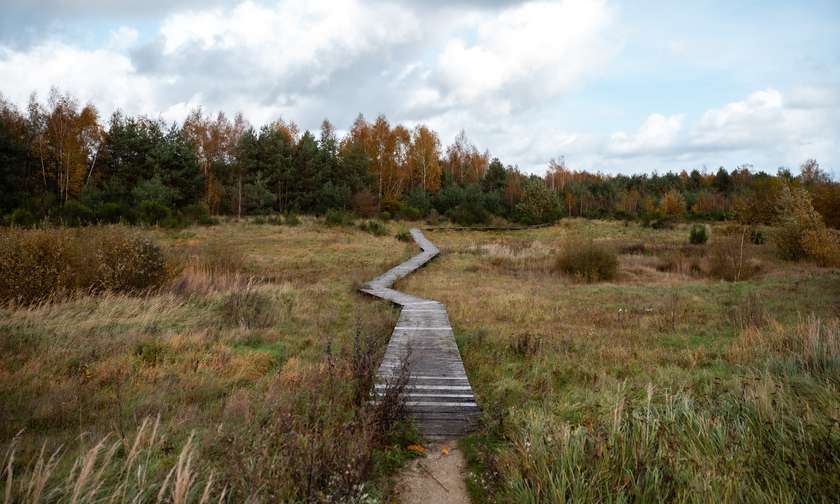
554 238 618 282
284 213 301 226
773 185 840 265
395 227 412 242
58 200 94 227
749 227 766 245
5 208 36 228
400 206 422 221
689 224 708 244
325 209 354 226
705 233 759 281
426 209 442 226
137 200 171 225
219 285 276 329
380 211 392 221
0 227 168 304
351 190 377 218
96 202 129 224
359 220 387 236
180 203 212 225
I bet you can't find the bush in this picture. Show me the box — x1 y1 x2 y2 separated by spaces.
284 213 301 226
181 203 212 225
137 200 171 226
219 286 276 329
380 211 392 221
58 200 94 227
96 202 129 224
554 238 618 282
400 206 422 221
325 209 355 226
5 208 36 228
749 227 766 245
359 220 387 236
395 227 412 242
705 233 759 281
0 227 168 304
689 224 709 244
773 185 840 265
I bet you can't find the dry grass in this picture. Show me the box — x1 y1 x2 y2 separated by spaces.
396 219 840 501
0 219 419 501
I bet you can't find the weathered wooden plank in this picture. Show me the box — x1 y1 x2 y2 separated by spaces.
359 228 479 440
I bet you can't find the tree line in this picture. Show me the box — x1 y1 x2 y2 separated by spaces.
1 88 838 228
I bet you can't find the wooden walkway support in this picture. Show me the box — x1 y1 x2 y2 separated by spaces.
360 229 479 439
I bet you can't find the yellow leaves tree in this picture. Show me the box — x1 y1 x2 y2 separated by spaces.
29 89 103 203
659 189 686 218
182 108 248 213
407 125 441 192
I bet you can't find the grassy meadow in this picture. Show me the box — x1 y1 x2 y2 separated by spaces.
398 220 840 502
1 218 420 502
2 217 839 502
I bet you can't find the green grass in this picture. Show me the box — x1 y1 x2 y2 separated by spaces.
395 219 840 502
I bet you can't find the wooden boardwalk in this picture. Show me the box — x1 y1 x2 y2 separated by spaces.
360 229 479 439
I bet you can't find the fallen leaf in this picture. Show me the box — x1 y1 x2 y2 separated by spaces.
407 444 427 454
441 447 449 456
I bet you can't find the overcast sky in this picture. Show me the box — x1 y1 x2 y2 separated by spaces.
1 0 838 176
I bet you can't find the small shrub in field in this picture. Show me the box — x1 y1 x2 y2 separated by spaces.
773 185 840 265
749 227 766 245
802 228 840 267
181 203 216 225
325 209 354 226
284 213 301 226
426 209 442 226
220 286 276 329
554 238 618 282
58 200 94 226
95 202 129 223
704 233 759 281
195 240 247 276
0 227 168 304
137 200 171 225
689 224 708 244
401 206 422 221
380 211 392 221
395 227 412 242
6 208 37 227
359 220 387 236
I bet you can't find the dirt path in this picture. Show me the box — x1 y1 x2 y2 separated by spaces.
395 443 471 504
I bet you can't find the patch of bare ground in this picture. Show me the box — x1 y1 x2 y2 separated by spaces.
396 444 471 504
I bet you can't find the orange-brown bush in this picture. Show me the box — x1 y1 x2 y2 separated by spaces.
704 233 760 281
554 237 618 282
0 226 167 304
773 185 840 265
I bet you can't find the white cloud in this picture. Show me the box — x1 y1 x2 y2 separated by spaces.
608 113 684 156
0 41 158 117
600 86 839 173
159 0 421 87
436 0 615 107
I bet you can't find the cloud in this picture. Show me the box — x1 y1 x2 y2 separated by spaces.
607 113 684 157
435 0 615 108
601 86 840 173
0 41 158 117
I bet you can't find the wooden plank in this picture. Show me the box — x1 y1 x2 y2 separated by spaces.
359 228 479 440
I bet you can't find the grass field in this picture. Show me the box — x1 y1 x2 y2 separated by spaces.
399 220 840 502
2 218 839 502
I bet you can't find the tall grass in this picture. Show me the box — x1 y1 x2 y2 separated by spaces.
0 226 168 305
554 237 618 282
2 416 224 503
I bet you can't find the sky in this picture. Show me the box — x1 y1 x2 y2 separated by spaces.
0 0 838 177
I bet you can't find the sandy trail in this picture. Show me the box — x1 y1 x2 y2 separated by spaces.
395 443 471 504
